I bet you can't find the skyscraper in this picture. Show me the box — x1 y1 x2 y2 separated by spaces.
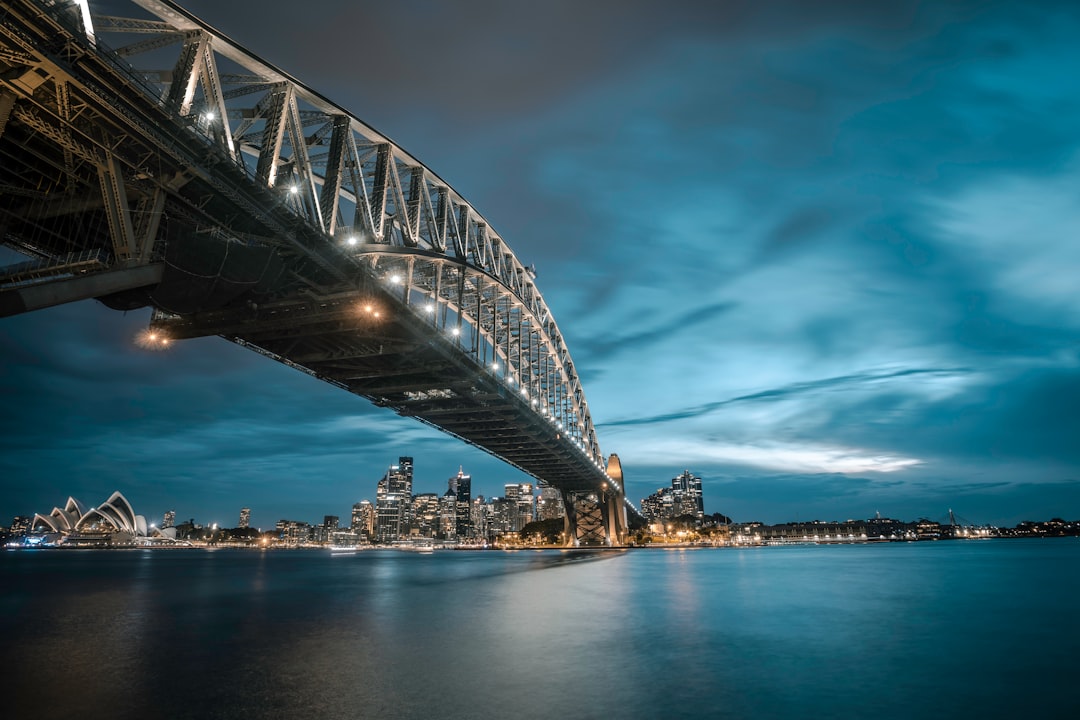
162 510 176 529
641 470 705 524
504 483 534 532
671 469 704 521
411 493 440 538
238 507 251 529
351 500 374 539
449 467 472 538
376 456 413 543
538 487 565 521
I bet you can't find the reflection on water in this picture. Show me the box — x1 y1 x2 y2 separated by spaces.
2 541 1076 719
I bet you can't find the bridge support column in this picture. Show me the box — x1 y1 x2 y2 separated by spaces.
603 453 628 546
560 490 608 547
561 488 578 548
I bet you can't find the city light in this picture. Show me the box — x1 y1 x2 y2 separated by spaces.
135 328 171 350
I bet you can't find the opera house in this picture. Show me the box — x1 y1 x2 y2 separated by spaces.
29 491 168 547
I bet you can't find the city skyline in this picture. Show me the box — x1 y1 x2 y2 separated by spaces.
4 0 1080 527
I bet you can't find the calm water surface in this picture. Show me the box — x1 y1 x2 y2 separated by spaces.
2 539 1076 719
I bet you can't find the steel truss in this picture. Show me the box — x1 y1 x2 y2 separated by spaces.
0 0 639 536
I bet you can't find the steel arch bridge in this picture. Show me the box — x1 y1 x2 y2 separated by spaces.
0 0 638 544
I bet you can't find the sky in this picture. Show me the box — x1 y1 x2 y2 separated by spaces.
3 0 1080 528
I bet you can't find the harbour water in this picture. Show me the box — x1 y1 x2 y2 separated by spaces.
2 539 1076 719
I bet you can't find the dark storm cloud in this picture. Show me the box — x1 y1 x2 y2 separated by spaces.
577 301 737 363
600 367 972 428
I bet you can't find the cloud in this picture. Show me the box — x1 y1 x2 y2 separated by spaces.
600 367 971 428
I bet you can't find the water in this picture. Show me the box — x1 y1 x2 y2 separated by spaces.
2 539 1076 719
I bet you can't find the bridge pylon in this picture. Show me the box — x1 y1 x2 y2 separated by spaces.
560 453 628 547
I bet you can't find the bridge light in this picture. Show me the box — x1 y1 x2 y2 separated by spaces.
491 362 499 370
424 303 435 313
204 110 216 122
451 327 460 336
389 274 402 284
373 311 381 318
346 235 358 246
363 304 373 313
289 184 299 195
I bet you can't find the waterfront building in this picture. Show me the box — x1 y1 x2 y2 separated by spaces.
162 510 176 528
641 487 670 522
412 493 440 538
9 515 31 534
376 457 413 543
238 507 251 529
671 470 704 521
29 491 149 546
351 500 375 540
276 519 312 545
642 469 705 525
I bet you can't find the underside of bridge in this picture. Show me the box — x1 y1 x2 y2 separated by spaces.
0 0 639 544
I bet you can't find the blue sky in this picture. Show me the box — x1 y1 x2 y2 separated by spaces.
3 0 1080 528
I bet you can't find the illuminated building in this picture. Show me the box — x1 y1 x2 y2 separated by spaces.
671 470 704 521
9 515 31 534
276 519 311 545
471 496 488 542
238 507 251 528
351 500 375 540
439 491 457 539
412 493 440 538
504 483 534 532
642 470 704 524
376 457 413 542
29 491 149 546
449 467 472 538
537 487 565 521
162 510 176 528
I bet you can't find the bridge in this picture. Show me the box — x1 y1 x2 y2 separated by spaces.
0 0 639 545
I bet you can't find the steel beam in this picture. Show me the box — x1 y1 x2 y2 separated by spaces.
0 263 163 317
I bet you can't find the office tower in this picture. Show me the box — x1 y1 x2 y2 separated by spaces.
238 507 251 529
351 500 375 539
449 467 472 538
438 490 457 539
538 487 565 521
162 510 176 529
376 456 414 542
671 469 704 521
503 483 535 532
411 494 440 538
471 496 488 541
